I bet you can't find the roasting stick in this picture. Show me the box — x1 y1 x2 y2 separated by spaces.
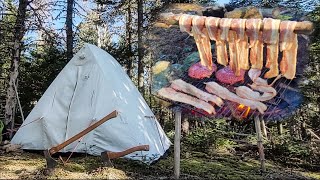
158 13 314 35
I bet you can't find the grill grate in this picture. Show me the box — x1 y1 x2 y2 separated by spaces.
154 55 298 122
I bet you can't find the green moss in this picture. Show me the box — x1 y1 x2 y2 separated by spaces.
302 172 320 179
63 163 86 172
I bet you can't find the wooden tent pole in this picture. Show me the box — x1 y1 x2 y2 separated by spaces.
158 13 314 35
174 109 182 179
254 116 266 172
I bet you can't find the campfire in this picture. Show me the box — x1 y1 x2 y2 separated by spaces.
236 104 251 119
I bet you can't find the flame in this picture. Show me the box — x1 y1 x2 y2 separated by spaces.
236 104 251 119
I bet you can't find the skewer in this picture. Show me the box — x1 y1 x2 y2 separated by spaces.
158 13 314 35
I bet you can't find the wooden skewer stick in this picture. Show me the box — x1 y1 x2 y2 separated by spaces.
158 13 314 35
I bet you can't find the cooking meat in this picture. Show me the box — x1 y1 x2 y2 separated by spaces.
188 62 217 79
279 21 298 79
248 68 268 86
236 86 275 101
158 87 216 114
236 86 262 100
205 82 267 114
248 68 261 82
216 18 233 66
263 18 281 78
232 19 249 70
249 83 277 100
170 79 223 107
216 66 245 85
220 18 233 41
179 14 193 35
246 19 264 69
205 17 228 66
192 16 213 69
205 17 220 40
228 30 240 75
246 69 277 101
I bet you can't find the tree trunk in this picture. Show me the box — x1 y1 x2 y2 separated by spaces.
4 0 28 126
126 3 133 78
137 0 144 94
66 0 74 60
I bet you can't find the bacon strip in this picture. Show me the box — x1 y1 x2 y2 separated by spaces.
246 19 264 69
236 86 274 101
205 82 267 114
205 17 228 66
218 18 233 66
279 21 298 79
248 68 268 86
179 14 193 36
192 16 213 70
232 19 249 70
158 87 216 114
228 30 240 76
249 83 277 101
263 18 281 79
170 79 223 107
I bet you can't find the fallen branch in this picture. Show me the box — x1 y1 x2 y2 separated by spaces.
307 129 320 140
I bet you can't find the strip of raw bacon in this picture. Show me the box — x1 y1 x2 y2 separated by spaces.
232 19 249 70
246 68 277 100
205 82 267 114
217 18 233 66
170 79 224 107
248 68 261 82
249 83 277 101
236 86 275 101
248 68 268 86
220 18 233 41
228 30 240 76
279 21 298 79
158 87 216 114
179 14 193 36
263 18 281 79
192 16 213 70
205 17 228 66
246 19 264 69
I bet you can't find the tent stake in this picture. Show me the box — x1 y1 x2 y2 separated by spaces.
254 116 266 172
174 109 181 179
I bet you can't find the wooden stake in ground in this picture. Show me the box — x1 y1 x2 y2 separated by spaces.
254 116 266 172
174 109 182 179
260 119 267 138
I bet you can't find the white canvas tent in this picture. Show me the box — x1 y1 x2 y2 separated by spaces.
11 43 171 163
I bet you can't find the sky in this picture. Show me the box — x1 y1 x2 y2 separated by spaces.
216 0 230 5
29 0 232 44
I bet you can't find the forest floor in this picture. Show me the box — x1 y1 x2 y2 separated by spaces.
1 148 319 179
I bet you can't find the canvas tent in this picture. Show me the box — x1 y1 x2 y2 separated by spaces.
11 43 171 164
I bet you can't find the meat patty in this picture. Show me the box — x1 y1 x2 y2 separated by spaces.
216 66 245 85
188 62 217 79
